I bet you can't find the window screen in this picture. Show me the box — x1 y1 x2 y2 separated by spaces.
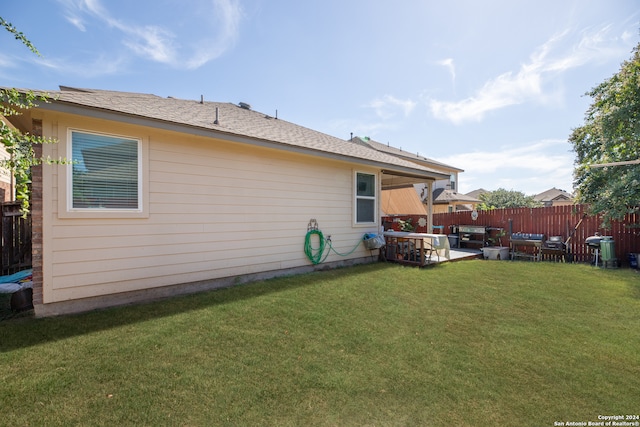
71 131 140 209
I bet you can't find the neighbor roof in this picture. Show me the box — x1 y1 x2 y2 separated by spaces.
433 188 481 204
18 87 451 182
534 187 573 202
466 188 489 199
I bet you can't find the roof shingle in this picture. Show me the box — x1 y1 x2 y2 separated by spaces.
30 87 450 180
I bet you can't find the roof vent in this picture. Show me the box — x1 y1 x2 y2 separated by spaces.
239 102 251 110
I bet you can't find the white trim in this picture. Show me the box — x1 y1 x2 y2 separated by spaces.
354 170 378 226
60 128 148 219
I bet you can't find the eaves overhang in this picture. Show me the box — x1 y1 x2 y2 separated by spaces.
36 100 450 182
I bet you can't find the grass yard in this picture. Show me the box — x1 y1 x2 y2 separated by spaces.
1 260 639 426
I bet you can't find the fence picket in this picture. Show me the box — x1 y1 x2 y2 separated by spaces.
1 202 32 276
383 204 640 266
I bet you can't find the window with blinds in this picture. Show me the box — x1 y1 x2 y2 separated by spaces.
70 130 140 210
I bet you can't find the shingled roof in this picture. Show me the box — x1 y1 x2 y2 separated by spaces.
433 188 481 204
350 136 463 172
25 87 450 181
533 187 573 202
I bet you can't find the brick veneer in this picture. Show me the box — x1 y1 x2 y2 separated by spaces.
31 119 43 306
0 183 8 201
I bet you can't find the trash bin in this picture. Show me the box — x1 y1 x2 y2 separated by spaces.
600 236 617 268
447 234 459 248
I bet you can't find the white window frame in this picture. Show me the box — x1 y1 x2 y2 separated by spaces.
61 128 147 218
354 171 378 226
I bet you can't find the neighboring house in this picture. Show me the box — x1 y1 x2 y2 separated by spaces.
351 136 464 216
432 188 480 213
466 188 489 201
534 187 574 207
4 87 450 316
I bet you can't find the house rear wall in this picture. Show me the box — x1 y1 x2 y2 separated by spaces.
37 112 379 309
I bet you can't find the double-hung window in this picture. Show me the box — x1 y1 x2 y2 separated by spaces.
69 130 141 211
355 172 377 224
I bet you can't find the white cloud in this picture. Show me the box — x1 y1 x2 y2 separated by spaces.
366 95 416 120
56 0 243 69
0 53 16 69
436 139 575 194
429 25 632 124
35 53 128 77
436 58 456 83
328 117 399 141
430 69 543 124
65 16 86 31
186 0 243 69
120 24 177 64
57 0 86 30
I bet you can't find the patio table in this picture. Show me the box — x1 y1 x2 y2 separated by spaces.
383 231 451 266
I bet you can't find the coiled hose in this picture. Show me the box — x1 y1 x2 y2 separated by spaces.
304 229 364 265
304 229 328 265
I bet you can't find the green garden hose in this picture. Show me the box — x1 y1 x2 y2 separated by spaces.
304 229 365 265
304 229 328 265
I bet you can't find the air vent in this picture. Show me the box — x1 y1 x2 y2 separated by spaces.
239 102 251 110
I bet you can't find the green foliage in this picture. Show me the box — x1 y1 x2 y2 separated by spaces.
487 228 506 246
0 88 59 216
397 217 414 231
1 17 64 215
478 188 541 210
570 42 640 225
0 17 40 56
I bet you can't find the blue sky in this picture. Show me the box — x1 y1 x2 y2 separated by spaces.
2 0 639 195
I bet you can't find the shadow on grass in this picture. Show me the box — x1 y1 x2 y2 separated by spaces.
0 262 412 352
0 293 34 322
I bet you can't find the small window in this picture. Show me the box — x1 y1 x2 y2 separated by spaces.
70 130 141 210
355 172 376 224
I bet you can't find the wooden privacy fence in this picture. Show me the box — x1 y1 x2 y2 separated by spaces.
1 202 32 276
383 204 640 265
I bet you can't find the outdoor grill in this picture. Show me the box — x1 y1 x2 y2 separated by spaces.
585 235 603 248
541 236 567 261
585 235 603 266
510 233 545 261
585 234 617 267
544 236 566 250
456 225 487 249
510 233 545 243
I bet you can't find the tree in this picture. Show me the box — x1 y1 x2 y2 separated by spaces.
0 17 40 55
569 42 640 225
1 17 58 215
478 188 541 210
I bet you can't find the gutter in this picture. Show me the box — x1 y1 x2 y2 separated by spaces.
35 99 451 182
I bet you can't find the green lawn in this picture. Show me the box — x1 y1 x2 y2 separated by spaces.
1 261 639 426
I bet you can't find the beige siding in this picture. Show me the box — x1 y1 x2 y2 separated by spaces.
433 204 453 214
39 113 379 303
